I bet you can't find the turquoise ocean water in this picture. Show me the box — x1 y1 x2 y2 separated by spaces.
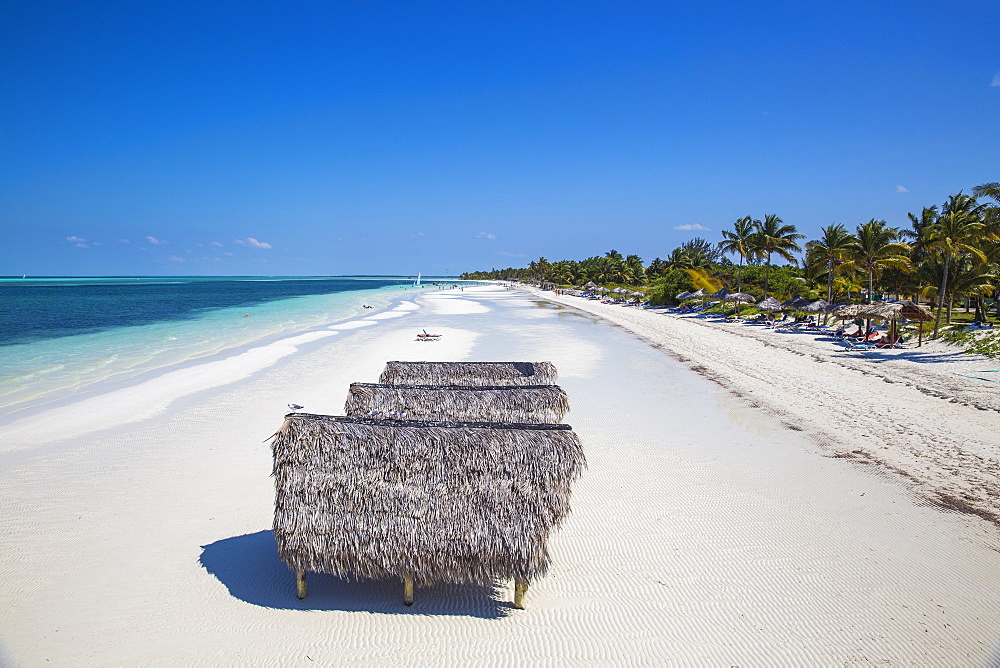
0 276 451 416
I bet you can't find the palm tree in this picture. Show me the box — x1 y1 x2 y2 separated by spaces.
528 257 551 282
624 254 646 285
923 207 987 337
586 257 615 284
806 224 857 303
904 206 940 297
665 246 694 271
646 257 668 279
843 219 910 304
915 255 996 325
972 182 1000 236
718 216 756 294
833 274 864 302
679 238 720 267
749 214 804 295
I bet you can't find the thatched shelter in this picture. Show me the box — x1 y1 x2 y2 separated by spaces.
379 361 558 386
344 382 570 423
833 303 866 319
804 299 829 313
756 296 783 312
900 301 932 319
898 301 934 347
722 291 755 316
271 414 586 608
852 301 934 347
783 296 811 309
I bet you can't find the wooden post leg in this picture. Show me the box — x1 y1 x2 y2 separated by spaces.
403 575 414 606
296 570 307 599
513 578 528 609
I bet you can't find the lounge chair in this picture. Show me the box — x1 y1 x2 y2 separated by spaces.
875 335 905 349
840 339 876 354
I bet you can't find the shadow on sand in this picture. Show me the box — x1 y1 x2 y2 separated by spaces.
199 530 510 619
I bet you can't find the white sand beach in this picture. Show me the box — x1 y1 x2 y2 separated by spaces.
525 285 1000 526
1 284 998 666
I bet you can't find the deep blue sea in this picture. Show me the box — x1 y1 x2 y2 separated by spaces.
0 276 447 413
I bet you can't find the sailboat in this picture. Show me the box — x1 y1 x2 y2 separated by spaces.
414 272 421 287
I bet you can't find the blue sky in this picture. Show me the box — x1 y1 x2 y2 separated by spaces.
2 1 998 276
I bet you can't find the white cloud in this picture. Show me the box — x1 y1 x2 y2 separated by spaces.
167 255 185 262
118 238 130 244
234 237 272 249
92 241 103 246
498 251 527 257
67 235 89 248
410 231 425 238
992 71 1000 87
224 252 234 256
476 232 497 240
673 223 710 231
146 235 168 245
210 241 223 247
896 185 908 193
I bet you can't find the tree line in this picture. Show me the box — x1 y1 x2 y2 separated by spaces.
461 182 1000 337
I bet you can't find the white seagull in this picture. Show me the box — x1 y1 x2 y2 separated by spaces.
287 403 304 412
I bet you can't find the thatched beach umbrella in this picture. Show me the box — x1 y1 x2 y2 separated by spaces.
859 302 907 347
379 361 558 386
582 281 598 291
756 296 783 312
676 291 693 301
802 299 829 324
831 304 868 337
855 301 933 347
344 383 570 423
723 292 754 317
835 303 894 340
832 304 866 319
783 296 811 310
271 414 586 609
857 303 899 320
804 299 829 312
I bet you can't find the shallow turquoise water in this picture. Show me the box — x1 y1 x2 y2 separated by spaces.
0 276 451 412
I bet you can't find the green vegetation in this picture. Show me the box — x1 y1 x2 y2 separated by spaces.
941 327 1000 359
462 181 1000 338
